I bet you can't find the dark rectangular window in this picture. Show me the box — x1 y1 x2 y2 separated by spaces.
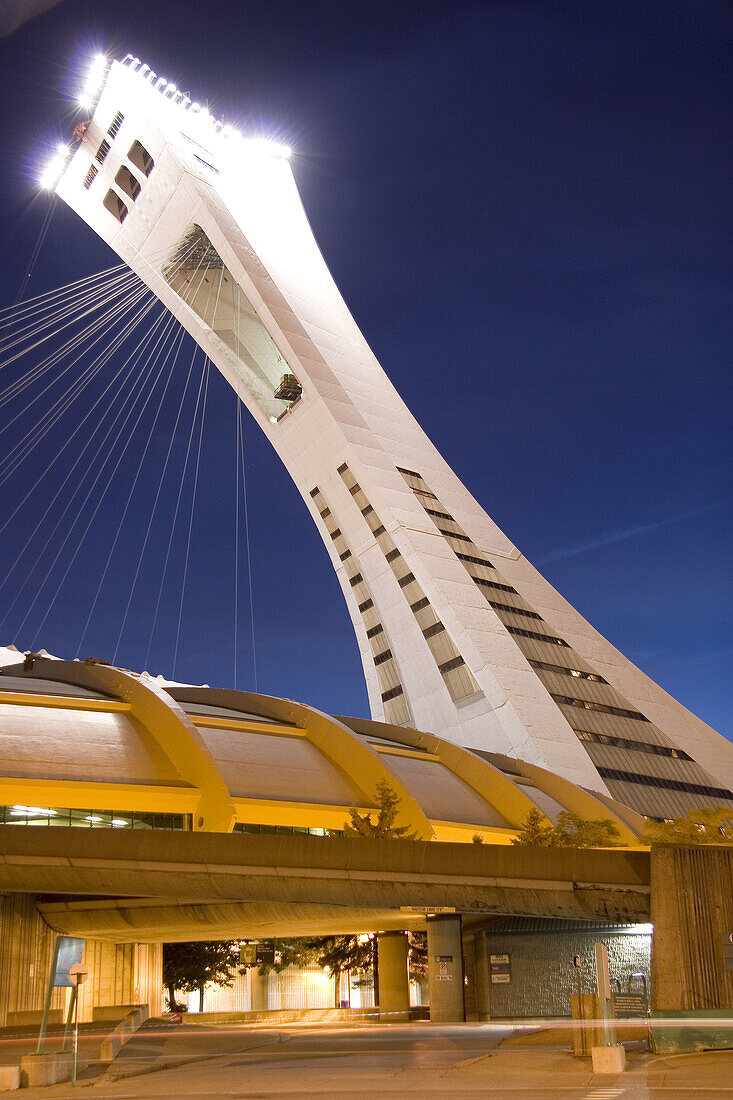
373 649 392 666
398 572 416 588
373 525 386 537
102 188 127 223
425 508 453 521
489 602 543 621
107 111 124 138
309 487 320 498
349 483 361 496
358 598 374 613
575 730 691 759
438 656 466 674
439 529 473 543
396 466 423 480
95 139 110 164
319 508 331 519
423 622 446 639
381 686 404 702
385 548 401 563
114 165 141 201
596 768 733 800
530 660 607 683
361 505 374 517
339 550 352 561
337 462 348 474
349 573 363 587
507 626 570 647
472 577 517 594
83 164 98 190
128 140 154 177
457 552 494 568
410 597 430 612
366 624 384 639
553 695 649 721
329 528 342 540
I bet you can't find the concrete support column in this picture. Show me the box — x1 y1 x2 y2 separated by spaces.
472 931 491 1020
651 845 733 1010
249 966 269 1012
377 931 409 1022
427 915 465 1023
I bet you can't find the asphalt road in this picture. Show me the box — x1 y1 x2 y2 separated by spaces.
13 1022 733 1099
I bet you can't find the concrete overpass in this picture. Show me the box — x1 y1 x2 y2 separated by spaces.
0 655 729 1028
0 827 651 942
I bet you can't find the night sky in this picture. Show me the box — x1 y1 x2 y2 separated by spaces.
0 1 730 738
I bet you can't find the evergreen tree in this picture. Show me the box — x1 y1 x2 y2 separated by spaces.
510 807 561 846
640 807 733 845
511 808 621 848
163 940 242 1012
342 778 417 838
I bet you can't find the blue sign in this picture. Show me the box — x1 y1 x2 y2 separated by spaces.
51 937 85 988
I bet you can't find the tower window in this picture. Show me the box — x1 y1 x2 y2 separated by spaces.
83 164 98 190
102 189 128 223
114 166 141 202
128 140 155 176
107 111 124 138
95 139 110 164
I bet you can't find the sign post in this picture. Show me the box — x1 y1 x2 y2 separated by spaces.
68 964 89 1086
594 942 613 1046
36 938 85 1054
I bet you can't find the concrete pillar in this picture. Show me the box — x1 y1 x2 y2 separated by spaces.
377 932 409 1022
651 845 733 1010
468 931 491 1020
249 966 269 1011
427 915 465 1023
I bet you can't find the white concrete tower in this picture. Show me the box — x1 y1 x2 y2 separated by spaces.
50 54 733 815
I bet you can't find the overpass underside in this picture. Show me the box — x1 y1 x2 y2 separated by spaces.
3 830 733 1025
0 827 650 942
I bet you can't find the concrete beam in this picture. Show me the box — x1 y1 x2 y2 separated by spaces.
0 828 650 941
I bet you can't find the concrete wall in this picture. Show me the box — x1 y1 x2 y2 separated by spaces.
78 940 162 1021
651 845 733 1011
0 893 65 1027
472 920 650 1018
0 893 162 1025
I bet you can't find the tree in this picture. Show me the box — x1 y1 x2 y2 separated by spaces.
163 940 242 1012
511 808 621 848
640 807 733 845
510 808 561 846
249 931 428 1008
342 779 417 839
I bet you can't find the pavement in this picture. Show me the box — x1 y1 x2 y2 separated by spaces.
0 1021 116 1068
6 1020 733 1098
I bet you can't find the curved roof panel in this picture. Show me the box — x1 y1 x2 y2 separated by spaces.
0 656 646 842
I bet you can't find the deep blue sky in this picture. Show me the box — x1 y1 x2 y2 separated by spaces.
0 1 730 737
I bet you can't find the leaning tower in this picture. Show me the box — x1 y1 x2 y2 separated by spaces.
47 53 733 817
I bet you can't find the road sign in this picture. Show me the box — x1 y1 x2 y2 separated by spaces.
490 953 511 984
51 938 85 988
435 955 453 981
613 993 647 1017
